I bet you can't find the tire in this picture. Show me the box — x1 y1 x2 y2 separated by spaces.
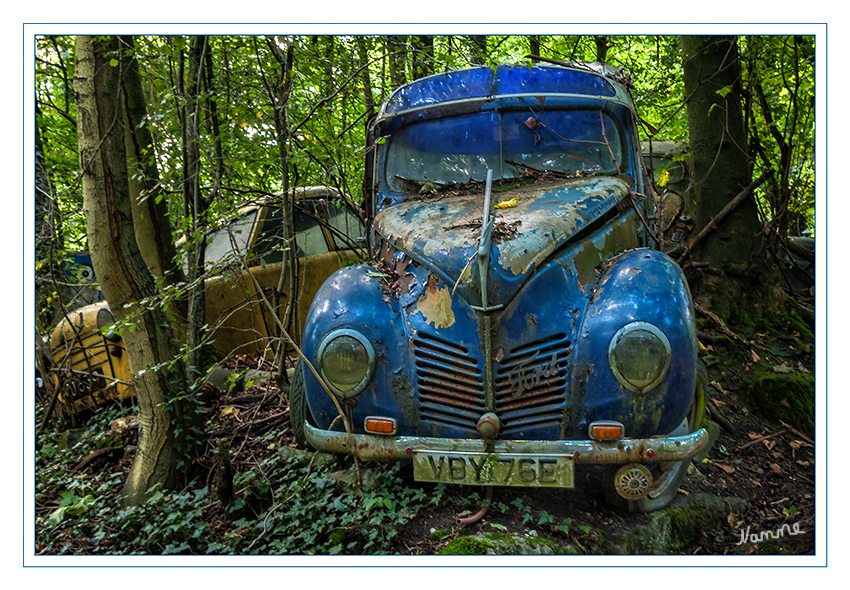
604 359 708 513
289 360 314 448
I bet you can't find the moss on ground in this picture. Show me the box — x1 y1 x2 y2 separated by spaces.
437 536 495 555
746 371 815 437
623 493 740 554
437 532 564 555
698 276 814 342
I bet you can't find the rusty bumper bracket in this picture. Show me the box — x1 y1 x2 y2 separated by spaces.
304 423 709 464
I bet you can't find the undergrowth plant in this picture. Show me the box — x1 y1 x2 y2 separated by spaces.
35 406 438 555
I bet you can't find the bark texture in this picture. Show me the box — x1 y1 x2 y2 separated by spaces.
681 36 761 268
119 36 185 289
74 35 194 505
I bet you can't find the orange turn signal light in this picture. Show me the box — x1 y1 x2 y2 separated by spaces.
589 421 625 441
364 417 397 436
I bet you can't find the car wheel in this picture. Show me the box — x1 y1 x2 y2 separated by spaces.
289 360 315 448
604 359 708 513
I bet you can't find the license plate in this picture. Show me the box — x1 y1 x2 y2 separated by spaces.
412 451 574 488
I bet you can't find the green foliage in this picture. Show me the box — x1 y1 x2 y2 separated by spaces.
47 491 96 527
742 35 816 234
35 33 816 252
36 405 439 554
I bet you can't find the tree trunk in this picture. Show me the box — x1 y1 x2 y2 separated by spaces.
183 35 210 379
681 36 762 268
355 37 376 116
387 36 407 89
412 35 434 80
118 36 187 314
594 36 609 63
266 37 298 386
681 35 777 317
74 35 198 506
529 36 541 58
470 35 487 65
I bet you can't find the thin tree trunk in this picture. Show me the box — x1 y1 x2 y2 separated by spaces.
355 37 376 116
529 36 541 58
184 35 210 380
264 37 297 386
412 35 434 79
118 36 187 324
470 35 487 65
387 36 407 89
594 36 609 63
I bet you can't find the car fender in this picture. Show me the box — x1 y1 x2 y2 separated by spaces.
300 264 416 432
567 249 697 439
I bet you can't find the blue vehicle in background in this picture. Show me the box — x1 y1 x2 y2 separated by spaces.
289 63 709 512
62 251 103 309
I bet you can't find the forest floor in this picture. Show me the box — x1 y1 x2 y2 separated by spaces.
35 294 816 557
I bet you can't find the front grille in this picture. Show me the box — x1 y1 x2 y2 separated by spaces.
413 332 485 432
494 333 571 436
413 329 570 436
51 332 115 402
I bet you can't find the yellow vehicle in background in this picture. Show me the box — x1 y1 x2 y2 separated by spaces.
45 186 365 412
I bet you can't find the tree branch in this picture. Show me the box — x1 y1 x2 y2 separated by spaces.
677 170 774 263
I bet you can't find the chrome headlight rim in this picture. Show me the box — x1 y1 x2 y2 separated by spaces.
317 328 376 398
608 321 672 395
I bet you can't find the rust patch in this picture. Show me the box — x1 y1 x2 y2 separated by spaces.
412 274 456 329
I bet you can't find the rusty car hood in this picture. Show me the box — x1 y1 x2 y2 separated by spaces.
373 176 631 307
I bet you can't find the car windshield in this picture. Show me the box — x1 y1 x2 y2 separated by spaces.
385 109 625 195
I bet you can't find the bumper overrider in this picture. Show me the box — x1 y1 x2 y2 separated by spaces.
304 421 709 488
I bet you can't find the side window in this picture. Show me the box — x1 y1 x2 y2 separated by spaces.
205 210 257 270
293 201 329 258
325 200 364 250
255 207 285 265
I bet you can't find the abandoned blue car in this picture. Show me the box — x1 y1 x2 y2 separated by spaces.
289 63 709 512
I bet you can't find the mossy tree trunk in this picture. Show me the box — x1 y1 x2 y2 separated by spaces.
681 36 773 312
74 35 199 506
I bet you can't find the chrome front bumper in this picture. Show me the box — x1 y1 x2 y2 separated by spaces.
304 422 709 464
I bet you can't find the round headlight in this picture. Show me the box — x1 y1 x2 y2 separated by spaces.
96 307 121 342
318 329 375 398
608 322 672 394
